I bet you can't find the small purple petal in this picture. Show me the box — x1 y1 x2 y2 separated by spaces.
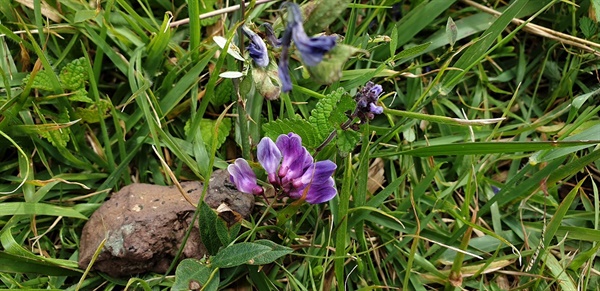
305 177 337 204
278 24 294 92
300 160 336 185
276 133 304 177
257 137 282 184
369 103 383 115
227 158 263 195
369 84 383 97
243 26 269 67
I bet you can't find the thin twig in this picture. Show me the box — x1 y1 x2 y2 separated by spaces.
170 0 280 28
461 0 600 56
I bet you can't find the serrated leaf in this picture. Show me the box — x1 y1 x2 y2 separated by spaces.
336 129 360 154
39 110 71 147
68 89 93 103
185 118 232 150
579 17 597 39
23 70 54 91
60 57 87 90
308 88 353 141
308 88 345 140
211 240 292 268
262 118 319 149
172 259 218 291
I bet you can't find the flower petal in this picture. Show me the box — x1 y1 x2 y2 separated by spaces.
278 24 294 92
369 103 383 115
227 158 263 195
257 137 282 184
300 160 337 185
305 177 337 204
243 26 269 68
287 3 336 67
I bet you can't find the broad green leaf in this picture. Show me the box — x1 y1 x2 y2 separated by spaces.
211 240 292 268
336 129 360 154
446 17 457 47
198 202 222 255
172 259 218 291
22 70 54 91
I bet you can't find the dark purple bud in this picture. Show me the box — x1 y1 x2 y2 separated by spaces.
227 158 263 195
242 26 269 68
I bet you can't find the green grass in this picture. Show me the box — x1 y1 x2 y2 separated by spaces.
1 0 600 290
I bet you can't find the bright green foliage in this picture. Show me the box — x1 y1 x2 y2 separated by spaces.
263 117 320 149
39 110 71 147
4 0 600 290
22 70 54 91
185 118 232 150
59 57 87 91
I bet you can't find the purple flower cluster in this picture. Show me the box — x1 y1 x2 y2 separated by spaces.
354 81 384 122
243 3 337 92
228 133 337 204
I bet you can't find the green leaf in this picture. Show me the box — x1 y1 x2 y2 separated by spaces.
263 118 320 149
0 202 87 219
308 88 349 140
199 0 219 27
211 79 234 107
211 240 293 268
0 251 81 276
446 17 457 47
23 70 54 91
60 57 88 90
185 118 232 151
68 88 93 103
215 218 241 247
73 10 97 23
377 141 600 157
336 129 360 154
251 240 294 265
173 259 218 291
579 16 597 39
391 42 432 63
198 202 222 255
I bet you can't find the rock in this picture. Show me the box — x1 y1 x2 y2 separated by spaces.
78 170 254 277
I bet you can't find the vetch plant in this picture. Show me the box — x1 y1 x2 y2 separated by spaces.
228 133 337 204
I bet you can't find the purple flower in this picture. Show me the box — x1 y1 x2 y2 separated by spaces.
227 133 337 204
242 26 269 68
277 3 337 92
228 159 264 195
257 137 281 184
354 81 384 122
286 3 337 67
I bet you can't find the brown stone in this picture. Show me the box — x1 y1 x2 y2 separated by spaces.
78 170 254 277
